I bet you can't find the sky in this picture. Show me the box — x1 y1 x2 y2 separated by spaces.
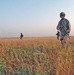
0 0 74 37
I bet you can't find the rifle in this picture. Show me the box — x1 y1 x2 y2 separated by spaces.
56 31 60 39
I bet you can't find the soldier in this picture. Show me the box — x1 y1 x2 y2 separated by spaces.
20 33 23 39
56 12 71 48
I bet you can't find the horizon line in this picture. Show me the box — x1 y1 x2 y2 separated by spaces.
0 36 74 39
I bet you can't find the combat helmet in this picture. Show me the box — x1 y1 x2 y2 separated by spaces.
60 12 65 17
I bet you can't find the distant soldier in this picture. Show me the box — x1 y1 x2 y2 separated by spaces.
20 33 23 39
56 12 71 48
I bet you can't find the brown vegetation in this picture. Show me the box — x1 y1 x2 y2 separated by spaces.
0 37 74 75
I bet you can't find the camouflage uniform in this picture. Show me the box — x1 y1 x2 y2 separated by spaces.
20 33 23 39
57 18 71 47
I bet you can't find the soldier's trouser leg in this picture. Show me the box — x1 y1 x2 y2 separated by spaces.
60 38 65 48
64 34 67 43
60 35 67 48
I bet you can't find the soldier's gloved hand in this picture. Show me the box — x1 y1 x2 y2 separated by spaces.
67 30 70 33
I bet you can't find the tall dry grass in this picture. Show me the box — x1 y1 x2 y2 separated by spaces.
0 37 74 75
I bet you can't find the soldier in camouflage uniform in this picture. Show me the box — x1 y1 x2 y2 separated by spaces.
56 12 71 48
20 33 23 39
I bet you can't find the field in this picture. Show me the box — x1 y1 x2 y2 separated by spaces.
0 37 74 75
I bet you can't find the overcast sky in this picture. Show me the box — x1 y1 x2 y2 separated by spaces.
0 0 74 37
